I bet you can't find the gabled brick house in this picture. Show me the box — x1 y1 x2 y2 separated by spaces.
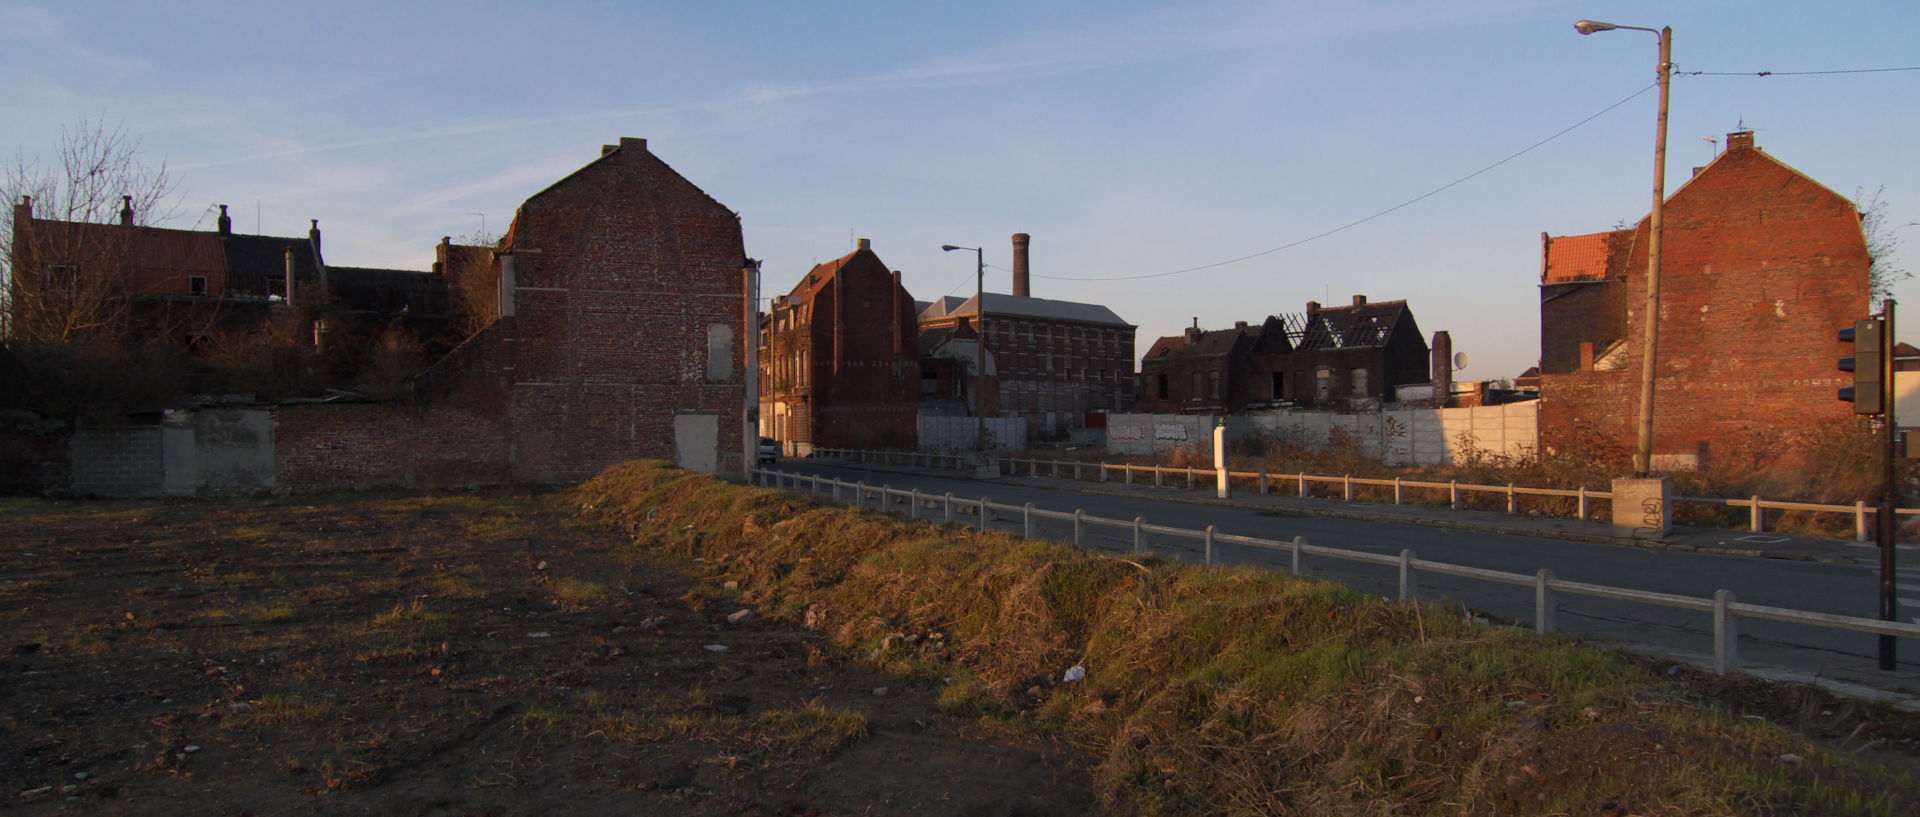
1138 318 1271 413
1537 130 1871 467
758 238 919 455
1140 296 1430 413
278 137 754 486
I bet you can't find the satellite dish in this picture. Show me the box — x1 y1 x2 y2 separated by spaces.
1452 352 1469 371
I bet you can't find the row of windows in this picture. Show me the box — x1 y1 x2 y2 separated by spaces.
1151 367 1371 401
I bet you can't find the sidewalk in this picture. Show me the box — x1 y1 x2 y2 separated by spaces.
804 458 1910 566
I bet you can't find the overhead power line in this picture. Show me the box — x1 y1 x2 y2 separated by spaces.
1033 82 1660 282
1679 66 1920 77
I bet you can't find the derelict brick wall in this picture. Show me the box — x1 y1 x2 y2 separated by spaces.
274 402 511 491
505 139 747 480
1540 280 1625 374
1540 141 1870 461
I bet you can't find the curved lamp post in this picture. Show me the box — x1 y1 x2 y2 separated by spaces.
942 243 988 451
1577 18 1671 478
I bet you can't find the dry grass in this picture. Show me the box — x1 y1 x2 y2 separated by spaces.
578 460 1920 816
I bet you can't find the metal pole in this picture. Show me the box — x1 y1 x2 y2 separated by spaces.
1634 26 1673 478
742 261 760 479
1881 298 1899 670
975 248 987 453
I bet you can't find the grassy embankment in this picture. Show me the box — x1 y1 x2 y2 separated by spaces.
577 460 1920 816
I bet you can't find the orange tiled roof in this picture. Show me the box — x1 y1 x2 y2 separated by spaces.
1543 230 1627 283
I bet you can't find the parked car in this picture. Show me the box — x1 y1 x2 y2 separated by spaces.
757 437 779 465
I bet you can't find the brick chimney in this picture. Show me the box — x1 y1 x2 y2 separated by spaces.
1430 330 1453 405
1352 294 1367 307
1011 232 1031 297
1306 300 1321 322
1184 317 1201 342
217 204 231 235
858 237 871 252
119 195 133 226
1726 130 1754 152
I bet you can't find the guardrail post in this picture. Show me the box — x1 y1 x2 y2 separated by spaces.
1506 483 1517 514
857 481 868 509
830 479 841 503
944 492 955 523
882 485 892 512
1023 503 1035 538
1074 462 1083 481
1204 525 1216 566
1577 486 1588 519
1398 549 1416 601
1155 466 1164 488
1298 472 1307 498
909 488 921 520
1343 475 1353 501
1132 517 1144 555
1100 463 1108 483
1857 501 1870 542
1053 459 1061 478
1074 510 1085 547
1749 495 1763 533
1393 477 1403 505
1186 467 1196 490
1290 536 1304 575
1125 464 1134 485
1449 480 1459 510
1534 569 1556 635
978 497 989 531
1259 470 1269 495
1713 589 1738 675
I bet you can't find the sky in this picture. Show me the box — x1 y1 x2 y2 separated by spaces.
4 0 1916 381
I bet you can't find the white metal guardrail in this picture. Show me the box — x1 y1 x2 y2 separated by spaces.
751 464 1920 677
808 447 1898 543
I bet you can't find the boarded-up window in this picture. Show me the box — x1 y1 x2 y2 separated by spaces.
707 323 734 381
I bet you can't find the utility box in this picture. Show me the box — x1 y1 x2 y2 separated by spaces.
1611 477 1672 542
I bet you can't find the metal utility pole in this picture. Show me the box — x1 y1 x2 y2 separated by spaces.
742 260 761 478
942 243 988 451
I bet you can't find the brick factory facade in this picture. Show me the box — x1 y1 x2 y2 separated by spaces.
1537 130 1871 468
758 238 919 455
917 234 1135 439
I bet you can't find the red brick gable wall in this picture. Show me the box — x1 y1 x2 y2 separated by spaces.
503 139 747 480
803 250 919 449
1540 141 1870 466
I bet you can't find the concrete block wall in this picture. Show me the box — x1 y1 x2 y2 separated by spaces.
70 427 165 496
1106 403 1538 466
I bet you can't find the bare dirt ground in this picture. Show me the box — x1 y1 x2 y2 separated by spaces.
0 489 1096 816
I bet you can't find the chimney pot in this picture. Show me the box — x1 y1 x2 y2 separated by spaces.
1352 294 1367 307
119 195 133 226
217 204 231 235
857 237 871 251
1011 232 1031 297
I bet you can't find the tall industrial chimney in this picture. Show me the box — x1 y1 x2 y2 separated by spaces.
1011 232 1030 297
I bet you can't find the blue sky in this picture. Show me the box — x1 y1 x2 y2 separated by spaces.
5 0 1916 381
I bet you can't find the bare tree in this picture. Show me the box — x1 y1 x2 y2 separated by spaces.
2 118 176 343
1858 186 1909 301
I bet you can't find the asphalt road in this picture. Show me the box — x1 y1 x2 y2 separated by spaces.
767 460 1920 697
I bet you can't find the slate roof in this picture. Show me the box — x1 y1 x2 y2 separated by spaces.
934 292 1130 327
329 266 449 314
221 233 322 298
1279 300 1412 351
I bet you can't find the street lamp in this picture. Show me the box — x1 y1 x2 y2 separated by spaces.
1576 19 1672 478
942 243 988 451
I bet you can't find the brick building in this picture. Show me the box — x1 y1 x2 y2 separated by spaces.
917 234 1135 438
1139 296 1430 413
1537 130 1870 468
8 197 453 350
1138 318 1271 413
758 238 919 455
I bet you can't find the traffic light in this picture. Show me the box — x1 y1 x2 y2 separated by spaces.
1839 318 1885 414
